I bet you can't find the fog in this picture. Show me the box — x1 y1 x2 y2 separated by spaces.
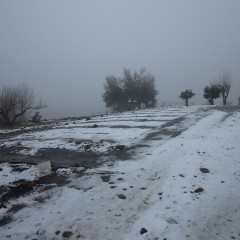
0 0 240 119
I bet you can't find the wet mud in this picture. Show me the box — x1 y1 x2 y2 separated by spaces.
144 116 186 141
0 171 71 227
0 148 99 169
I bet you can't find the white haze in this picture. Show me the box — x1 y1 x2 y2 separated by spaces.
0 0 240 118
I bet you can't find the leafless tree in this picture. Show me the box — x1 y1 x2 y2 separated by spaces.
0 84 35 127
218 69 231 105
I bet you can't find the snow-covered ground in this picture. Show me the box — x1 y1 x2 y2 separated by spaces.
0 106 202 156
0 106 240 240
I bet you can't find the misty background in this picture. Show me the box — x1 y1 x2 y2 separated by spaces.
0 0 239 119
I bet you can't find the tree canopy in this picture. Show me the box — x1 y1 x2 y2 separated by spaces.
203 84 221 105
103 68 158 112
102 75 123 111
179 89 195 107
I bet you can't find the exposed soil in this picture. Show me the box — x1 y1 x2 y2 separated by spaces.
0 215 12 227
100 175 111 182
0 173 70 206
0 147 99 169
0 171 71 227
144 116 186 141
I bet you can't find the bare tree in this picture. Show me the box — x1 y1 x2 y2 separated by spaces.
218 69 231 105
0 84 35 127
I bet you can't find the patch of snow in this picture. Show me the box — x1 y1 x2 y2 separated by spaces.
0 163 39 186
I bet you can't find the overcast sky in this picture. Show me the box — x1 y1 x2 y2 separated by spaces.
0 0 240 118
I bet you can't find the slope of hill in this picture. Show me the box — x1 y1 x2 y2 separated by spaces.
0 106 240 240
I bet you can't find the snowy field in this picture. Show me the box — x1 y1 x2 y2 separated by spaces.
0 106 201 156
0 106 240 240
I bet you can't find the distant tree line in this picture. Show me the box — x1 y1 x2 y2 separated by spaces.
0 68 237 127
103 68 158 112
203 70 231 105
103 68 235 110
179 69 232 106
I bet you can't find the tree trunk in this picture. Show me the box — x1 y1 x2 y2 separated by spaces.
7 120 14 128
209 98 214 105
223 97 227 105
4 117 14 127
185 97 189 107
0 112 13 127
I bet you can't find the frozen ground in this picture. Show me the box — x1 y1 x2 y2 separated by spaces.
0 106 240 240
0 106 200 156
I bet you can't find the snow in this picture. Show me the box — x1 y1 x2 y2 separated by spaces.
0 106 240 240
124 110 240 240
0 106 204 156
0 129 20 134
0 163 39 186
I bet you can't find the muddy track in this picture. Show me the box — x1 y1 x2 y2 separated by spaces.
0 148 100 169
144 116 186 140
